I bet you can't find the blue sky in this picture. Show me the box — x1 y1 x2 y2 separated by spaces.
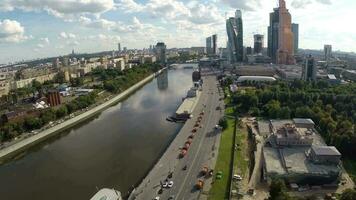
0 0 355 64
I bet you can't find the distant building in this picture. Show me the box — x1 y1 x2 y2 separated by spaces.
61 56 69 67
292 23 299 54
246 47 253 55
268 7 280 63
118 43 121 52
155 42 167 65
302 55 317 81
277 0 295 65
324 44 332 61
212 34 218 55
226 10 244 63
46 90 62 107
53 58 60 68
253 34 264 54
206 37 212 55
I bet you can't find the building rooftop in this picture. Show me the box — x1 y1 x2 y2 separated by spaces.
236 76 276 83
311 146 341 156
293 118 315 126
263 147 341 177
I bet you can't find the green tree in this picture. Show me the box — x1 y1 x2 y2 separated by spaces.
56 106 68 119
340 189 356 200
268 179 293 200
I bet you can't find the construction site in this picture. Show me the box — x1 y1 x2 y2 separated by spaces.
235 118 355 200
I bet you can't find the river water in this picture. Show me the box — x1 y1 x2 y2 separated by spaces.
0 66 194 200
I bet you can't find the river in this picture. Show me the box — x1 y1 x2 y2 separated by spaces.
0 66 195 200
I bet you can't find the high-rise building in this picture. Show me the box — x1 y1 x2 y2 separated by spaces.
302 55 317 81
254 34 264 54
268 7 280 63
118 43 121 52
206 37 212 55
324 45 332 61
155 42 167 65
246 47 253 55
292 23 299 54
53 58 60 68
277 0 295 65
226 10 244 63
212 34 218 55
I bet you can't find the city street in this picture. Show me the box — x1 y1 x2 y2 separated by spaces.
131 67 224 200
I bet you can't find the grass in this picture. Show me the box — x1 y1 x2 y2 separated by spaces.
234 124 249 177
344 159 356 183
208 117 235 200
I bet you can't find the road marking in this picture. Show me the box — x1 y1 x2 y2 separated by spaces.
176 77 218 199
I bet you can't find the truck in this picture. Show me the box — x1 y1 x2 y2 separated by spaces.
196 180 204 190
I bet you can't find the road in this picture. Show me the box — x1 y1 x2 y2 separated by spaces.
131 67 224 200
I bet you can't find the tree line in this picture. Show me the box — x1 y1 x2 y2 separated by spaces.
228 79 355 158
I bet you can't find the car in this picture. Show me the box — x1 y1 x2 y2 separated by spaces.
168 195 175 200
154 197 160 200
233 174 242 181
168 181 174 188
162 182 168 188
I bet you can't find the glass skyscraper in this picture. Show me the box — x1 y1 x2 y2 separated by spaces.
226 10 243 63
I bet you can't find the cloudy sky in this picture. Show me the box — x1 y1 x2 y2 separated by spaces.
0 0 355 63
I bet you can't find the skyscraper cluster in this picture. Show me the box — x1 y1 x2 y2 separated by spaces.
206 34 218 56
267 0 299 65
226 10 243 63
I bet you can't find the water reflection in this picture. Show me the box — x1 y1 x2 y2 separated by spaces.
157 69 168 90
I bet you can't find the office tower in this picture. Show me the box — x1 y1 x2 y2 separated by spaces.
206 37 212 55
212 34 218 55
226 10 244 63
155 42 167 65
302 55 317 81
277 0 295 65
292 23 299 54
268 7 280 62
324 45 332 61
246 47 252 55
118 43 121 52
253 34 264 54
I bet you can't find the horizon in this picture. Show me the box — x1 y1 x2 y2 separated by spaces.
0 0 355 63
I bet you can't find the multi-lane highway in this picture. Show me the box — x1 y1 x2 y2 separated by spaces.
131 67 224 200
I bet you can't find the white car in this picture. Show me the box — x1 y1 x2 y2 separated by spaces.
233 174 242 181
168 181 174 188
154 197 160 200
162 182 168 188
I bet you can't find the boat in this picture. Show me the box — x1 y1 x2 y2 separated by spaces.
90 188 122 200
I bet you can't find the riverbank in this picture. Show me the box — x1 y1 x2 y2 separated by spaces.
0 68 166 163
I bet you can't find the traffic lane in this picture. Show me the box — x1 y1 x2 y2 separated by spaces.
157 76 214 199
177 77 220 199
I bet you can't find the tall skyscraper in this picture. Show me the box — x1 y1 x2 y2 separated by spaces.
292 23 299 54
268 7 280 63
226 10 244 63
206 37 212 55
212 34 218 55
324 44 332 61
155 42 167 65
253 34 264 54
118 43 121 52
302 55 317 81
277 0 295 65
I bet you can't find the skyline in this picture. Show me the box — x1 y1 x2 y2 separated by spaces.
0 0 356 63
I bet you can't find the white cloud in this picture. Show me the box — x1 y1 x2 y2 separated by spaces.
40 37 50 44
0 19 28 43
59 32 76 39
220 0 262 11
0 0 115 19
